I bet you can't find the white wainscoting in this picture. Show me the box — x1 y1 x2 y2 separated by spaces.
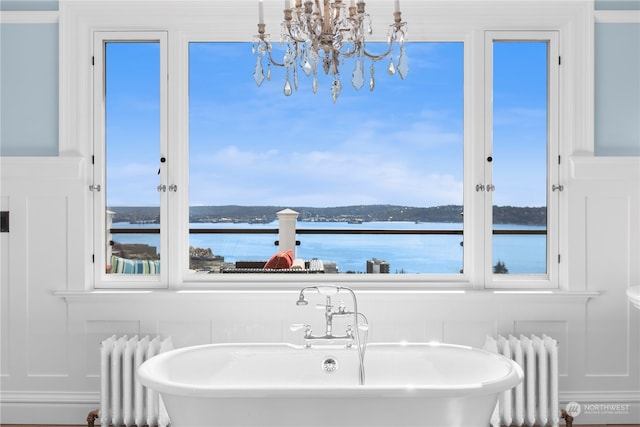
1 156 639 424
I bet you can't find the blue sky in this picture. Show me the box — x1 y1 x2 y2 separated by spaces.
105 40 547 209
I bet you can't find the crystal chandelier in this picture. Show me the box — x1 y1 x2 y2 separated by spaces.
253 0 408 103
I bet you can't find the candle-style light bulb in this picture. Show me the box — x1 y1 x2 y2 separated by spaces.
394 0 400 12
259 0 265 24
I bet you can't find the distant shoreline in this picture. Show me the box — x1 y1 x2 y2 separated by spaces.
108 204 547 226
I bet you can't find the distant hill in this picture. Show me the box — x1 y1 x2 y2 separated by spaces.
109 204 546 226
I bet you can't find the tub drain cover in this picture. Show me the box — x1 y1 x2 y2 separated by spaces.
322 357 338 373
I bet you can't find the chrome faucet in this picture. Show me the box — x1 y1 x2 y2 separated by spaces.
293 285 369 384
293 294 356 346
291 286 369 385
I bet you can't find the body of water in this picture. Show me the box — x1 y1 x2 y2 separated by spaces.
112 221 546 274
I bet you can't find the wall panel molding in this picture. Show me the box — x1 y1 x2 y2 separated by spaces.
595 10 640 23
26 196 70 376
0 157 84 180
570 156 640 180
0 11 58 24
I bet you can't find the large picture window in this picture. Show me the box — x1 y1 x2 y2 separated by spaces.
188 41 464 275
86 3 567 289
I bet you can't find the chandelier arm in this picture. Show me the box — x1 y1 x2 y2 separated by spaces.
338 41 362 58
267 53 286 67
262 41 286 67
340 48 359 58
361 43 394 62
360 24 407 61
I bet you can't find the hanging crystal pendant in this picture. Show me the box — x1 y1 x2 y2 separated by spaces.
352 60 365 90
369 64 375 91
312 75 318 93
284 46 295 68
331 79 342 103
253 56 265 87
294 67 299 90
302 59 313 76
387 58 396 76
397 45 409 80
284 73 293 96
267 63 271 81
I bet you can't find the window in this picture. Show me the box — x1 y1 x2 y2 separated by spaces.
83 3 572 289
93 32 168 287
486 32 560 288
188 41 464 276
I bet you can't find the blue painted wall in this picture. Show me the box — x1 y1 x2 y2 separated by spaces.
595 0 640 10
0 1 58 11
0 23 59 156
595 23 640 156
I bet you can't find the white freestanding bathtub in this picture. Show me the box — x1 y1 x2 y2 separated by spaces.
138 342 523 427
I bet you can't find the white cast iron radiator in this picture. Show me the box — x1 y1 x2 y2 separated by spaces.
484 334 559 427
99 335 173 427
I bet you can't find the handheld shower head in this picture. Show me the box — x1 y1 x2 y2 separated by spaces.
296 293 309 305
295 286 321 306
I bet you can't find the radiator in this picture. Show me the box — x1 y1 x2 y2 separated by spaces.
99 335 173 427
484 334 559 427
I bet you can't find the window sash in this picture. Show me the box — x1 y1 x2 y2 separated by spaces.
483 31 560 289
93 31 169 288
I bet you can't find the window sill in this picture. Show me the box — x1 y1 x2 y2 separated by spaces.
55 289 600 305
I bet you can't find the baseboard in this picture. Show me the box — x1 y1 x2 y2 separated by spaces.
1 390 639 424
0 391 99 424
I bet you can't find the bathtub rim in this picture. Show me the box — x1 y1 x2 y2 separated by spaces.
137 342 523 398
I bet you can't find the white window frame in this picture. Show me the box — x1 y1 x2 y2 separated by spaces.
484 31 560 289
59 1 591 290
92 31 169 288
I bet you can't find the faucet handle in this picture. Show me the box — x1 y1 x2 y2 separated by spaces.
338 301 348 314
290 323 310 332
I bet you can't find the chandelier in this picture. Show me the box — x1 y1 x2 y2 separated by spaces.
253 0 408 103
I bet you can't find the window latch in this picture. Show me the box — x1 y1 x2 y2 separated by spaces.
552 184 564 192
89 184 101 192
476 184 495 192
